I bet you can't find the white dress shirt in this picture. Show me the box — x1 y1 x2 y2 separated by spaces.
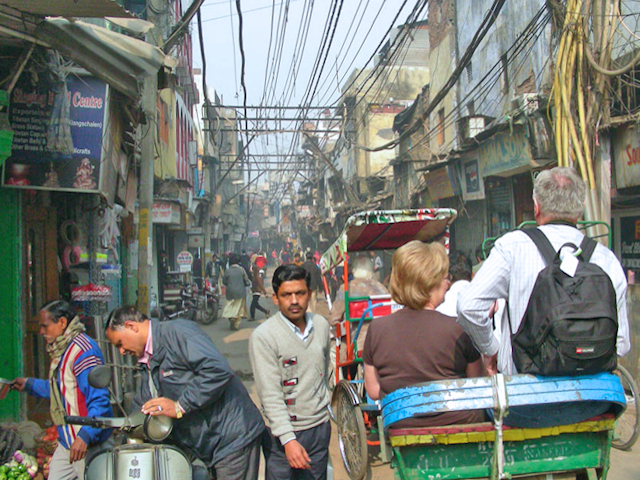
436 279 470 317
457 224 630 374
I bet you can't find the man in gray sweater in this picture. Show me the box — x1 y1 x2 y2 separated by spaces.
249 264 331 480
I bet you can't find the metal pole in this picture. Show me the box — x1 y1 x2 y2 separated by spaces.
136 72 158 315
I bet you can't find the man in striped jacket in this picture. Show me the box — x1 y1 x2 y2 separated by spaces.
13 300 112 480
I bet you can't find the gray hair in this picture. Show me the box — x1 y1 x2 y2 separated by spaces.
533 167 585 221
106 305 146 331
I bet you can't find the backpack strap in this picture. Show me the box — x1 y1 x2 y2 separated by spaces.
522 228 557 265
579 235 598 263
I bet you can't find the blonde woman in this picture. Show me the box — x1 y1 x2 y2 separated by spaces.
362 240 485 428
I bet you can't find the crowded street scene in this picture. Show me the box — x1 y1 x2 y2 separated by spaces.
1 0 640 479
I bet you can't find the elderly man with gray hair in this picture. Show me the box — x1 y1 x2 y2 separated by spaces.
457 166 630 427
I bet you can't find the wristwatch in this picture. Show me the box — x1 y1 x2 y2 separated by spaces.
175 401 183 419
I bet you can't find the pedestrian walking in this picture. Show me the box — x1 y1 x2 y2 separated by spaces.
249 264 331 480
301 252 322 313
222 253 251 330
250 260 270 321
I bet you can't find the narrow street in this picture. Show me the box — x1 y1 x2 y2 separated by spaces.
201 270 640 480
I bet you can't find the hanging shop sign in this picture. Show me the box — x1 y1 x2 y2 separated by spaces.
612 124 640 189
477 128 534 178
188 235 204 248
152 202 181 225
424 166 459 200
176 250 193 272
3 74 109 193
461 158 486 201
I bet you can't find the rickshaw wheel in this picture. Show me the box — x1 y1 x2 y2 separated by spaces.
613 365 640 450
335 381 368 480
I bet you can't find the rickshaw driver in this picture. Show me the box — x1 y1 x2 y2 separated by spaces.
457 167 630 428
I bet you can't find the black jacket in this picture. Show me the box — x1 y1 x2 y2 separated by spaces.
301 260 323 291
133 319 265 467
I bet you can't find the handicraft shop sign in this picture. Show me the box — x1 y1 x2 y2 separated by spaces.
3 72 109 193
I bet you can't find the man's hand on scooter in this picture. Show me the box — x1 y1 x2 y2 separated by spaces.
69 437 88 462
142 397 180 418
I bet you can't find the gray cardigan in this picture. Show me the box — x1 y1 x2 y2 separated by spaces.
249 312 331 444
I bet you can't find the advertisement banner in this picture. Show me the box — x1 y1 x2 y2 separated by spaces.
620 216 640 272
461 159 486 201
612 125 640 189
3 74 109 193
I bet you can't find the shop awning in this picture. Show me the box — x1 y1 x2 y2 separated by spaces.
2 0 135 18
36 18 177 99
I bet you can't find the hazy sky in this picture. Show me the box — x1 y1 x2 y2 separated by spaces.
192 0 423 185
194 0 420 107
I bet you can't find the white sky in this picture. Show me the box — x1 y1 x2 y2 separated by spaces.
193 0 420 108
191 0 424 187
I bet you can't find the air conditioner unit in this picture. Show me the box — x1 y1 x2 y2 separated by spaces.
188 141 198 167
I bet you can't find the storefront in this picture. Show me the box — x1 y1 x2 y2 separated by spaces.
611 122 640 380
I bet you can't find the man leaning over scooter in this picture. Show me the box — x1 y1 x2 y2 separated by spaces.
105 306 266 480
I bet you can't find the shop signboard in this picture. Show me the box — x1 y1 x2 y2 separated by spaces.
424 166 457 200
478 129 533 177
188 235 204 248
612 124 640 189
176 250 193 272
152 202 181 225
3 74 109 193
461 158 486 201
620 216 640 273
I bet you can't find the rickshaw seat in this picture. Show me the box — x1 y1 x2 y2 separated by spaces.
382 373 625 430
386 413 616 447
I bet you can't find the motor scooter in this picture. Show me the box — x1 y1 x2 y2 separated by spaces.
65 366 192 480
155 283 197 321
192 278 219 325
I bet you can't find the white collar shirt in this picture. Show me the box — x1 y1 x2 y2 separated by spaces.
457 224 629 374
280 312 314 341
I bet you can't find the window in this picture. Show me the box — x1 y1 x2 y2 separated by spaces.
437 108 445 146
466 61 473 82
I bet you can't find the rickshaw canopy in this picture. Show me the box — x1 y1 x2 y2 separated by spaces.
319 208 457 274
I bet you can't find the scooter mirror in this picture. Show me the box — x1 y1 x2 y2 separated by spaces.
87 365 112 389
144 414 173 442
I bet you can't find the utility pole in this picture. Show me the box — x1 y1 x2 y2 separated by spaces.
137 20 160 315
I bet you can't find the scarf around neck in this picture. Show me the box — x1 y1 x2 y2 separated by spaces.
46 315 85 425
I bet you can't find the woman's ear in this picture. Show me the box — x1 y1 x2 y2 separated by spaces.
59 316 68 330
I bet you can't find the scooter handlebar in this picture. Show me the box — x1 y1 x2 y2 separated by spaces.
64 415 127 429
65 415 103 427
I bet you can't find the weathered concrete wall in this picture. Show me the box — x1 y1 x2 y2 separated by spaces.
343 66 429 186
456 0 552 120
427 33 458 156
344 66 429 105
367 112 398 176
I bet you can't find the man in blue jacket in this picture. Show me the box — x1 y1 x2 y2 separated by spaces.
12 300 112 480
105 305 265 480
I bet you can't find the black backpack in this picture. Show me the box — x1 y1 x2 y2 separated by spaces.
511 228 618 376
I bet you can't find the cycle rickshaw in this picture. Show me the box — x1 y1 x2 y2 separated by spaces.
321 211 632 480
